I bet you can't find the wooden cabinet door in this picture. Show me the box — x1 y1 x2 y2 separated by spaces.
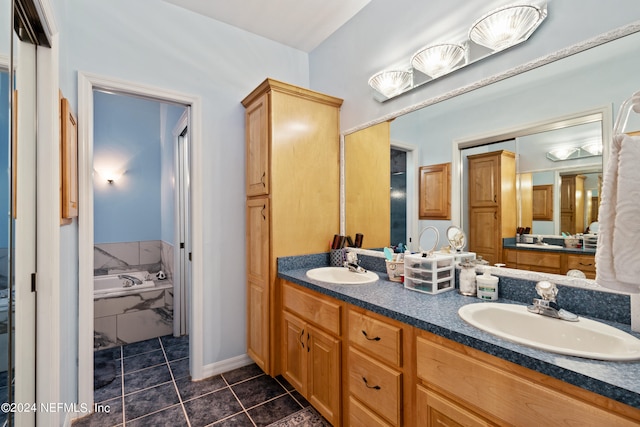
308 324 341 426
419 163 451 220
282 311 307 395
469 207 499 264
416 385 494 427
245 93 269 197
468 155 499 207
246 198 270 370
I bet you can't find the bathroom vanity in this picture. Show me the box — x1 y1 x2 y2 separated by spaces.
502 240 596 278
278 255 640 427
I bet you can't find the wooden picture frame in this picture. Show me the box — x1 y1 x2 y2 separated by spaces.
60 94 78 224
419 162 451 220
532 184 553 221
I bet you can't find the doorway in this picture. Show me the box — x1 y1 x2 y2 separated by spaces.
77 73 204 407
92 90 189 347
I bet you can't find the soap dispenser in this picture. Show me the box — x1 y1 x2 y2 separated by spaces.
476 267 498 301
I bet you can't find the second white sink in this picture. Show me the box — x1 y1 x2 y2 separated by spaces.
458 303 640 361
516 243 564 249
306 267 378 284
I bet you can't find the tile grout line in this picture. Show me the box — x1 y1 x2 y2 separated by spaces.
160 337 192 427
120 346 126 427
221 375 258 427
274 376 306 410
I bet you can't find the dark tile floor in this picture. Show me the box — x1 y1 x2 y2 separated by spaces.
74 335 327 426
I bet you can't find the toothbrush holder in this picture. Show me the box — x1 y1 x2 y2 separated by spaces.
330 249 344 267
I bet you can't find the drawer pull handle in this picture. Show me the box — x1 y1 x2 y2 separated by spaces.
261 171 266 187
261 205 266 220
362 376 381 390
361 330 381 341
299 330 304 348
579 262 593 267
307 332 310 353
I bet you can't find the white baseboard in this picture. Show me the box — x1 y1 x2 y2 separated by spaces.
199 353 255 379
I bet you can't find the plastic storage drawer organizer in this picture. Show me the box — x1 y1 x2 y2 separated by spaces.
404 253 454 294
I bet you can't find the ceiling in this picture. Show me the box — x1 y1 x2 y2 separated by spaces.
163 0 372 52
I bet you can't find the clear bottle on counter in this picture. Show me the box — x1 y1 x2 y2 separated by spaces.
458 261 477 296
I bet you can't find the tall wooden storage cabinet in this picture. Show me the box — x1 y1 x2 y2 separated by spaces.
467 150 516 265
242 79 343 375
560 174 586 235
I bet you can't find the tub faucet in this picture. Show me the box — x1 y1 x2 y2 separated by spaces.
527 281 578 321
118 274 143 285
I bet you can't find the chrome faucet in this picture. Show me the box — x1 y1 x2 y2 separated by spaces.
118 274 143 285
527 281 578 321
343 251 367 274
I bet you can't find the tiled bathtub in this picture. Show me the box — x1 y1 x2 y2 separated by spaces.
94 277 174 350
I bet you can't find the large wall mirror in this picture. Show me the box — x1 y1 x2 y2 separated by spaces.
343 27 640 277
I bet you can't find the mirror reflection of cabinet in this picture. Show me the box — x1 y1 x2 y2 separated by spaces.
560 174 585 235
418 163 450 220
345 122 390 249
468 150 516 265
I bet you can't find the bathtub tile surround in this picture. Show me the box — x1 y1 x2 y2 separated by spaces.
94 240 176 350
94 240 174 279
94 286 173 350
77 335 329 427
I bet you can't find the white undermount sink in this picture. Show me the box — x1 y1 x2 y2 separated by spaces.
458 303 640 361
306 267 378 284
516 243 564 249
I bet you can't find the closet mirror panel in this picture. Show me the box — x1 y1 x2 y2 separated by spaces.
343 29 640 276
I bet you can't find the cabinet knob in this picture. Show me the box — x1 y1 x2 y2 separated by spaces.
361 330 381 341
362 376 381 390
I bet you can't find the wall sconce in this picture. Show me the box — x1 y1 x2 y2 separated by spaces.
546 142 604 162
369 1 547 102
95 168 125 185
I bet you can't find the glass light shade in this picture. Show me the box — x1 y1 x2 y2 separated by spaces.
469 4 543 51
581 142 603 155
546 147 578 161
368 70 412 98
411 44 466 78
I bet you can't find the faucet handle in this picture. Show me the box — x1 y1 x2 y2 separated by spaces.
535 281 558 301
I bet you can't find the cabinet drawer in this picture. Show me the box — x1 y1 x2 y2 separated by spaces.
416 385 493 427
567 254 596 273
349 396 393 427
516 250 561 269
348 310 402 367
348 347 401 426
282 283 341 335
416 335 639 427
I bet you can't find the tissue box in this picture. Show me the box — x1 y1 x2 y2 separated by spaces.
403 253 454 294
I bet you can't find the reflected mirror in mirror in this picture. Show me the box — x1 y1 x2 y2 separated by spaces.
446 226 467 252
343 29 640 277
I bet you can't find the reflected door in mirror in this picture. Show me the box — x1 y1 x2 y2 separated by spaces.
468 150 516 264
560 174 585 235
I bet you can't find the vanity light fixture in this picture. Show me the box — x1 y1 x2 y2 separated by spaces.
368 1 547 101
546 142 604 162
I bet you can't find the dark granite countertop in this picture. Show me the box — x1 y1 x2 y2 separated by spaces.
503 241 597 254
278 254 640 410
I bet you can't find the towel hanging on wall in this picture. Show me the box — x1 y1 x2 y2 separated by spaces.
596 91 640 293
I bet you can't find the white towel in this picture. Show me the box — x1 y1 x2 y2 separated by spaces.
596 133 640 293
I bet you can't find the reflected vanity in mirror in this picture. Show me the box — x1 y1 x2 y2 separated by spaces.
343 27 640 280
